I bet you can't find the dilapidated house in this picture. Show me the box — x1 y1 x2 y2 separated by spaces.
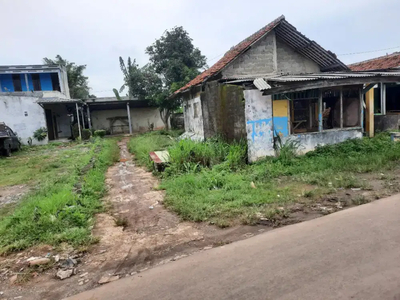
174 15 400 162
350 52 400 133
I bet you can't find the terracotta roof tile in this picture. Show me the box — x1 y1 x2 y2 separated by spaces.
349 52 400 71
175 15 285 95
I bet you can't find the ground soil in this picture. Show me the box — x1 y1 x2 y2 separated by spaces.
1 138 400 300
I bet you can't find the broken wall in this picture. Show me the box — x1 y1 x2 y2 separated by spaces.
201 82 246 141
244 90 274 162
283 128 363 154
183 95 205 140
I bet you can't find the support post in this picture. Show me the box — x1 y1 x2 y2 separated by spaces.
75 103 82 140
318 89 323 132
340 87 343 129
381 82 386 115
86 105 92 130
80 106 85 129
360 87 364 131
365 85 375 137
24 74 29 91
127 102 132 135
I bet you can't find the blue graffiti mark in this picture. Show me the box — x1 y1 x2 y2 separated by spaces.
247 118 272 141
272 117 289 137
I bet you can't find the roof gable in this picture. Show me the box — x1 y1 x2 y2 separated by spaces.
175 16 348 95
349 52 400 71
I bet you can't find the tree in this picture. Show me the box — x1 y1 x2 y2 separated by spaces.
114 57 163 101
145 26 207 128
43 55 92 99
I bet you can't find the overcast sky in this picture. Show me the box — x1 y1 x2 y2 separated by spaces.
1 0 399 97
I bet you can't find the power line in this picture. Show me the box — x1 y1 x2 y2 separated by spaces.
338 46 400 56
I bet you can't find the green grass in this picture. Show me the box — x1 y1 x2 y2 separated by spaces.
130 132 400 227
128 131 178 169
0 138 119 254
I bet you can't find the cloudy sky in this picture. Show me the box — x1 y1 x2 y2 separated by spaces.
1 0 399 97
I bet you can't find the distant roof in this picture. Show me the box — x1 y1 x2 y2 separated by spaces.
349 52 400 71
0 64 63 74
37 97 81 104
175 15 348 95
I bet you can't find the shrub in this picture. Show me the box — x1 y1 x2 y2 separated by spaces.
82 129 92 141
94 130 106 138
33 127 47 141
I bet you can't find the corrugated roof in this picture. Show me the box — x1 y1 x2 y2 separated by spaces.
37 97 81 104
349 52 400 71
174 15 347 96
253 71 400 90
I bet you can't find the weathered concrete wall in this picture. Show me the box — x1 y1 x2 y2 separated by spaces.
284 128 363 154
183 96 204 140
221 32 276 78
375 114 400 132
44 104 72 138
276 38 320 74
201 82 246 141
0 95 47 145
91 107 164 133
244 90 274 162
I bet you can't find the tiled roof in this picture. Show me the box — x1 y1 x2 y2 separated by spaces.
175 15 285 95
175 15 347 96
349 52 400 71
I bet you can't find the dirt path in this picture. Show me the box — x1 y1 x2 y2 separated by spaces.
0 138 262 300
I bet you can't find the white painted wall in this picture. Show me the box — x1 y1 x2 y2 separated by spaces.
91 107 164 133
183 96 204 140
0 96 47 145
284 129 363 154
244 90 274 162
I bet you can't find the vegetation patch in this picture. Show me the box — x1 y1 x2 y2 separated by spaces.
129 132 400 227
0 138 119 254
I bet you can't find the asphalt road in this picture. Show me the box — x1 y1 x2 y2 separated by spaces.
66 195 400 300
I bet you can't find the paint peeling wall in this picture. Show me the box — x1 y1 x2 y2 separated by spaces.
0 95 47 145
283 128 363 154
201 82 246 141
183 96 204 140
91 107 164 133
244 90 274 162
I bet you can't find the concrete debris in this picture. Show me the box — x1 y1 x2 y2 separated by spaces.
351 188 362 191
28 258 50 266
130 272 137 276
203 246 213 251
54 255 60 262
26 257 40 262
60 258 77 269
98 275 120 285
56 269 74 280
79 272 88 278
9 274 18 285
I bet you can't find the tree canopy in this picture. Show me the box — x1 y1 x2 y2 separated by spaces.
43 55 94 99
115 26 206 128
146 26 207 93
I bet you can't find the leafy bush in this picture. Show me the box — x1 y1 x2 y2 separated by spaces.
33 127 47 141
82 129 92 140
94 130 106 138
72 124 81 140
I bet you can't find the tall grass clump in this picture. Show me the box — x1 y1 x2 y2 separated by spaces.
166 138 247 175
129 131 176 168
